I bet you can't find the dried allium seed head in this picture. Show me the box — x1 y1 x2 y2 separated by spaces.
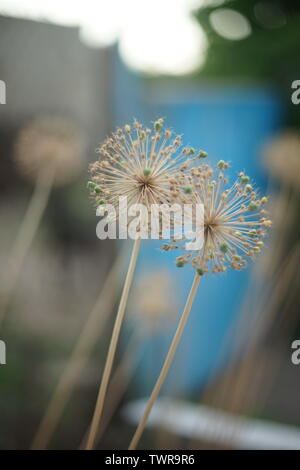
14 116 84 185
263 131 300 191
167 162 271 274
88 119 194 224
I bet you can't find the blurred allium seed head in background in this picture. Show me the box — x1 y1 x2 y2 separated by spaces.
88 118 205 221
130 270 178 331
14 116 85 186
166 162 271 274
263 131 300 191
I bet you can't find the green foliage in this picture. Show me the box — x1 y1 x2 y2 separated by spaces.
194 0 300 82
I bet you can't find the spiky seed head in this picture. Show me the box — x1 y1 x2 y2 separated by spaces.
167 162 271 274
88 119 191 231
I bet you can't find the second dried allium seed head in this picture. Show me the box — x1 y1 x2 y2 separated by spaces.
166 162 271 274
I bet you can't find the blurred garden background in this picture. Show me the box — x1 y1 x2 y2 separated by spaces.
0 0 300 450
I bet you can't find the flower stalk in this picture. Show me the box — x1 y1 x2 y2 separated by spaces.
86 237 141 450
129 272 201 450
